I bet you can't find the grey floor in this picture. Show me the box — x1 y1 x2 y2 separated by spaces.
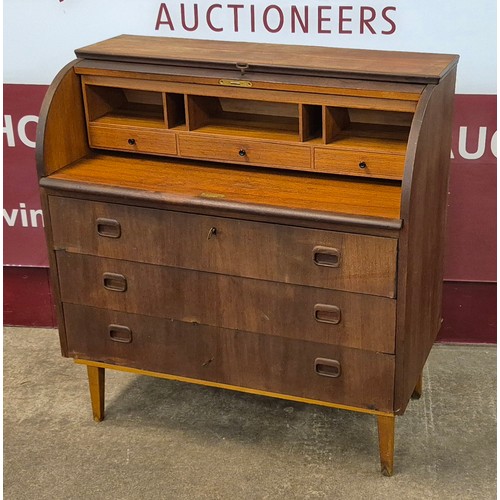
4 327 496 500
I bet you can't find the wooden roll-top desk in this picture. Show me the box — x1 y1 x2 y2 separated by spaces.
36 35 458 475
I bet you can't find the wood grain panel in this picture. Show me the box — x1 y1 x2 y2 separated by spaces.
220 324 394 412
75 35 458 84
89 124 177 156
36 61 90 177
38 188 69 354
315 148 405 180
178 134 311 170
43 154 403 225
64 303 395 412
49 196 398 297
74 59 425 101
64 303 220 382
57 253 396 353
80 75 417 113
394 70 457 414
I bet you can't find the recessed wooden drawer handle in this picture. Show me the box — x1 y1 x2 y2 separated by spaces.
314 358 341 378
103 272 127 292
108 324 133 343
314 304 341 325
96 218 121 239
312 246 340 267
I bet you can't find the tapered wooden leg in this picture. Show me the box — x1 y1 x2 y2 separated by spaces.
87 366 105 422
377 414 395 476
411 372 423 400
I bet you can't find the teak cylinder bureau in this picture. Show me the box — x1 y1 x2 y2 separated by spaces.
36 35 458 476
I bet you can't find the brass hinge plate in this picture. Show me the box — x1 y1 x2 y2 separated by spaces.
219 79 252 88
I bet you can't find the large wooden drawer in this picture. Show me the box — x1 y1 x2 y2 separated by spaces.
178 134 311 170
64 303 395 412
57 252 396 353
89 124 178 156
49 196 398 298
314 148 405 180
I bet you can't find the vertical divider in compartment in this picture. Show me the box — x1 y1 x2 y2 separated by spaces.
164 93 186 129
299 104 322 142
185 95 222 131
161 93 169 128
323 106 350 144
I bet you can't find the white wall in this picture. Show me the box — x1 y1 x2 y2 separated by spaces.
4 0 497 93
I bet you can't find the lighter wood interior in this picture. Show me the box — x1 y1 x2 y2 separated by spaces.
83 82 413 156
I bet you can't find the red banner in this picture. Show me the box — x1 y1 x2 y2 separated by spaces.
445 95 497 282
3 85 497 282
3 84 49 267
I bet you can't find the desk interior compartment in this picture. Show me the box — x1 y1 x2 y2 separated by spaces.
84 84 167 129
323 107 413 151
185 95 304 142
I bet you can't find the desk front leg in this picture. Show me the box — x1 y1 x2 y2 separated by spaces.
87 365 105 422
377 414 395 476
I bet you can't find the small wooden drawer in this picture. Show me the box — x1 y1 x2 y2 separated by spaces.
57 252 396 353
178 134 311 170
49 197 398 297
88 124 177 156
64 303 395 412
314 148 405 180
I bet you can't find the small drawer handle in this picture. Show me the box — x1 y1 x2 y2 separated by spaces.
96 218 121 239
103 272 127 292
108 324 133 343
313 246 340 268
238 149 247 157
128 138 136 145
315 358 341 378
314 304 341 325
359 161 367 169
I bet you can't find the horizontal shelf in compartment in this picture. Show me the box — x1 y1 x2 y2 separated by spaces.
343 121 410 142
92 105 165 129
321 133 408 155
192 119 300 142
43 153 403 225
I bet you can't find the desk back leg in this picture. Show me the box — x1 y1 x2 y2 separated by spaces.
411 371 423 400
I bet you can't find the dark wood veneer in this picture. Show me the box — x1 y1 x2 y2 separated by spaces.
64 303 395 412
49 196 398 297
57 252 396 353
